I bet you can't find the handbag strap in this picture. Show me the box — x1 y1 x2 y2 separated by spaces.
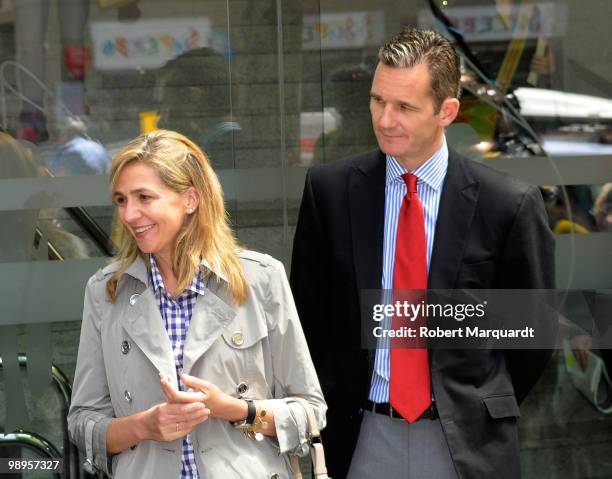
285 397 330 479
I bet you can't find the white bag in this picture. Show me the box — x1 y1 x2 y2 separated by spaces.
285 397 331 479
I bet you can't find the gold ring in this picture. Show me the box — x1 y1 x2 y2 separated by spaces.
176 422 180 431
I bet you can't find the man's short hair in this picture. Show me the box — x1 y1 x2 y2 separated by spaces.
378 27 461 112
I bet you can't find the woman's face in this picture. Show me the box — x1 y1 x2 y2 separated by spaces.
113 161 196 262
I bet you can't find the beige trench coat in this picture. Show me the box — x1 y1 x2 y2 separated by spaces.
67 250 326 479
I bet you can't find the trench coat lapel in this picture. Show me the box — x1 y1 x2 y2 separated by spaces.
122 287 178 388
182 277 237 375
428 150 479 289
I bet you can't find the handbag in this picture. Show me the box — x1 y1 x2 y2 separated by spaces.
563 340 612 414
285 397 331 479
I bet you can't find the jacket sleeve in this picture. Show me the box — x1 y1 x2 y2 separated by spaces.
67 274 115 476
501 185 557 403
261 258 327 456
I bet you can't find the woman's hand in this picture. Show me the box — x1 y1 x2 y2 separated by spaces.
106 376 210 453
140 399 210 442
140 375 210 442
180 373 248 422
179 374 276 437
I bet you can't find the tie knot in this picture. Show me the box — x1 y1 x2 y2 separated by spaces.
402 173 418 194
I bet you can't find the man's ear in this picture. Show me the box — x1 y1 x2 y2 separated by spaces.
439 97 460 128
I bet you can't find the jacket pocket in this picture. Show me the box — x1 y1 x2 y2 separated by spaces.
482 394 520 419
457 259 497 288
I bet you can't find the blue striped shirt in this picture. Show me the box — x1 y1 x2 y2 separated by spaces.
150 256 205 479
368 138 449 403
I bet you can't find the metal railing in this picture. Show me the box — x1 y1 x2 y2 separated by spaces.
0 354 79 479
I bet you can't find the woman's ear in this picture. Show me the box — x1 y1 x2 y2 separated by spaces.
185 186 199 213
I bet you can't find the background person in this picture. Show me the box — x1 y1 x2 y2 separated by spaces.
68 129 326 478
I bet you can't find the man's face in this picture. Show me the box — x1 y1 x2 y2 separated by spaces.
370 62 450 167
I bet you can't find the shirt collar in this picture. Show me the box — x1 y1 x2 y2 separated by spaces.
149 255 206 296
385 136 448 191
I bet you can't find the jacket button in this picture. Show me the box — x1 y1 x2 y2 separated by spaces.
236 382 249 396
121 340 131 355
124 390 132 403
268 474 280 479
231 331 244 346
129 294 140 305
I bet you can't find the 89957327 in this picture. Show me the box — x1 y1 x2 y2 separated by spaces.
0 458 62 473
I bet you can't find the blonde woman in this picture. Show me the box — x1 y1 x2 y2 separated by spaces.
67 130 326 478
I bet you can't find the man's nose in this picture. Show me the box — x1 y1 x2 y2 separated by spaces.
377 105 395 129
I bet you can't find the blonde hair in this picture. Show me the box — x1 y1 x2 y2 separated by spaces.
106 129 247 304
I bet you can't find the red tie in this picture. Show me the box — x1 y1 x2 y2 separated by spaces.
390 173 432 423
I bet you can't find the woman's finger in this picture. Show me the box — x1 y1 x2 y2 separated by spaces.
161 375 206 403
180 373 209 390
164 401 207 417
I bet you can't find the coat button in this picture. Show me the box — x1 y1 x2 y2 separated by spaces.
268 474 280 479
124 390 132 403
129 294 140 305
236 382 249 396
121 340 131 355
231 331 244 346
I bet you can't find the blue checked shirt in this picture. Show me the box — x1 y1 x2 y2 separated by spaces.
368 138 448 403
150 256 206 479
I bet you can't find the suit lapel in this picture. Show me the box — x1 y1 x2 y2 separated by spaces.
348 149 386 293
429 151 479 289
348 150 386 380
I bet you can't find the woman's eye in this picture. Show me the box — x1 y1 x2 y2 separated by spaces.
139 194 151 201
114 197 125 205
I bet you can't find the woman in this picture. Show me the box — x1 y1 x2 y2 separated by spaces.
67 130 326 478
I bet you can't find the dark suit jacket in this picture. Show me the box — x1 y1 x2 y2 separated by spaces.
290 148 556 479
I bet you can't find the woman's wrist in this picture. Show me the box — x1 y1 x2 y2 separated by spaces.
134 408 152 442
214 395 249 422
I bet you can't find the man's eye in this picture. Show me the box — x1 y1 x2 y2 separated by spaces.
114 197 125 205
140 194 151 201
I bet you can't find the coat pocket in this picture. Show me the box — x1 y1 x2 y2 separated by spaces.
482 394 521 419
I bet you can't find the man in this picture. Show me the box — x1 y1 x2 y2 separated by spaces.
290 28 555 478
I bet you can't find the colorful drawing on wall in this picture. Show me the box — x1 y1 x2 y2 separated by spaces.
90 18 212 70
303 11 384 50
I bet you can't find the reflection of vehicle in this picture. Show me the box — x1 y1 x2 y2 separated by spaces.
425 0 547 159
514 87 612 156
428 0 612 159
